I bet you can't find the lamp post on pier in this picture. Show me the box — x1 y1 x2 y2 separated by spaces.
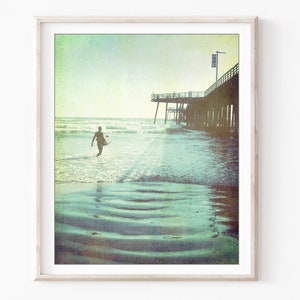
212 51 226 86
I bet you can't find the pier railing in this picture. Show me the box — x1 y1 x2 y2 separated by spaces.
204 63 239 96
151 63 239 101
151 90 204 100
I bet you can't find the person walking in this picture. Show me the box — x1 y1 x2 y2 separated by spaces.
91 126 107 157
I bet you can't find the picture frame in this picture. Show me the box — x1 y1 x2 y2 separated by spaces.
36 16 258 280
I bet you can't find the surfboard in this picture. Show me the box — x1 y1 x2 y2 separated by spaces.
104 134 112 146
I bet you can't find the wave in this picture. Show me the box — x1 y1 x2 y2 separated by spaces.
55 129 94 135
55 128 169 135
55 175 238 187
56 154 92 161
55 117 183 135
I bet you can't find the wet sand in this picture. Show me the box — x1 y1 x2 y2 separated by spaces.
55 182 238 265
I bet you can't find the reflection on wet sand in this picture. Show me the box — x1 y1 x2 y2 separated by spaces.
55 182 238 264
211 185 239 239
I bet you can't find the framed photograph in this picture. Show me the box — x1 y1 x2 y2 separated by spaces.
36 16 258 280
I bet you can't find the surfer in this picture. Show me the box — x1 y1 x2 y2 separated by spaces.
91 126 107 157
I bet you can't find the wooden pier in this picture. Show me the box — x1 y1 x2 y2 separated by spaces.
151 63 239 135
151 91 204 124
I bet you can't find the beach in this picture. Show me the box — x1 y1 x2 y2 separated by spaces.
55 117 239 264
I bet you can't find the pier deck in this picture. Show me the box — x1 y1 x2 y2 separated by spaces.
151 63 239 133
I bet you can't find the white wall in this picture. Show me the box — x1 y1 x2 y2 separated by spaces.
1 0 299 299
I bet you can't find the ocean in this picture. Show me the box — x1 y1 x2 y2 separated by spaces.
55 117 239 264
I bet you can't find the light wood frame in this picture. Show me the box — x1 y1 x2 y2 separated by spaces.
36 16 258 281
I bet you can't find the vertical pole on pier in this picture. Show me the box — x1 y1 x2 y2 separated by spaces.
215 54 218 84
179 102 184 123
179 103 181 123
175 102 179 124
226 104 230 128
235 103 239 131
153 102 160 124
232 104 236 129
164 102 168 124
212 51 226 87
221 106 224 127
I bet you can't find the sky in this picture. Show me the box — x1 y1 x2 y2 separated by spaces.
55 34 238 118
